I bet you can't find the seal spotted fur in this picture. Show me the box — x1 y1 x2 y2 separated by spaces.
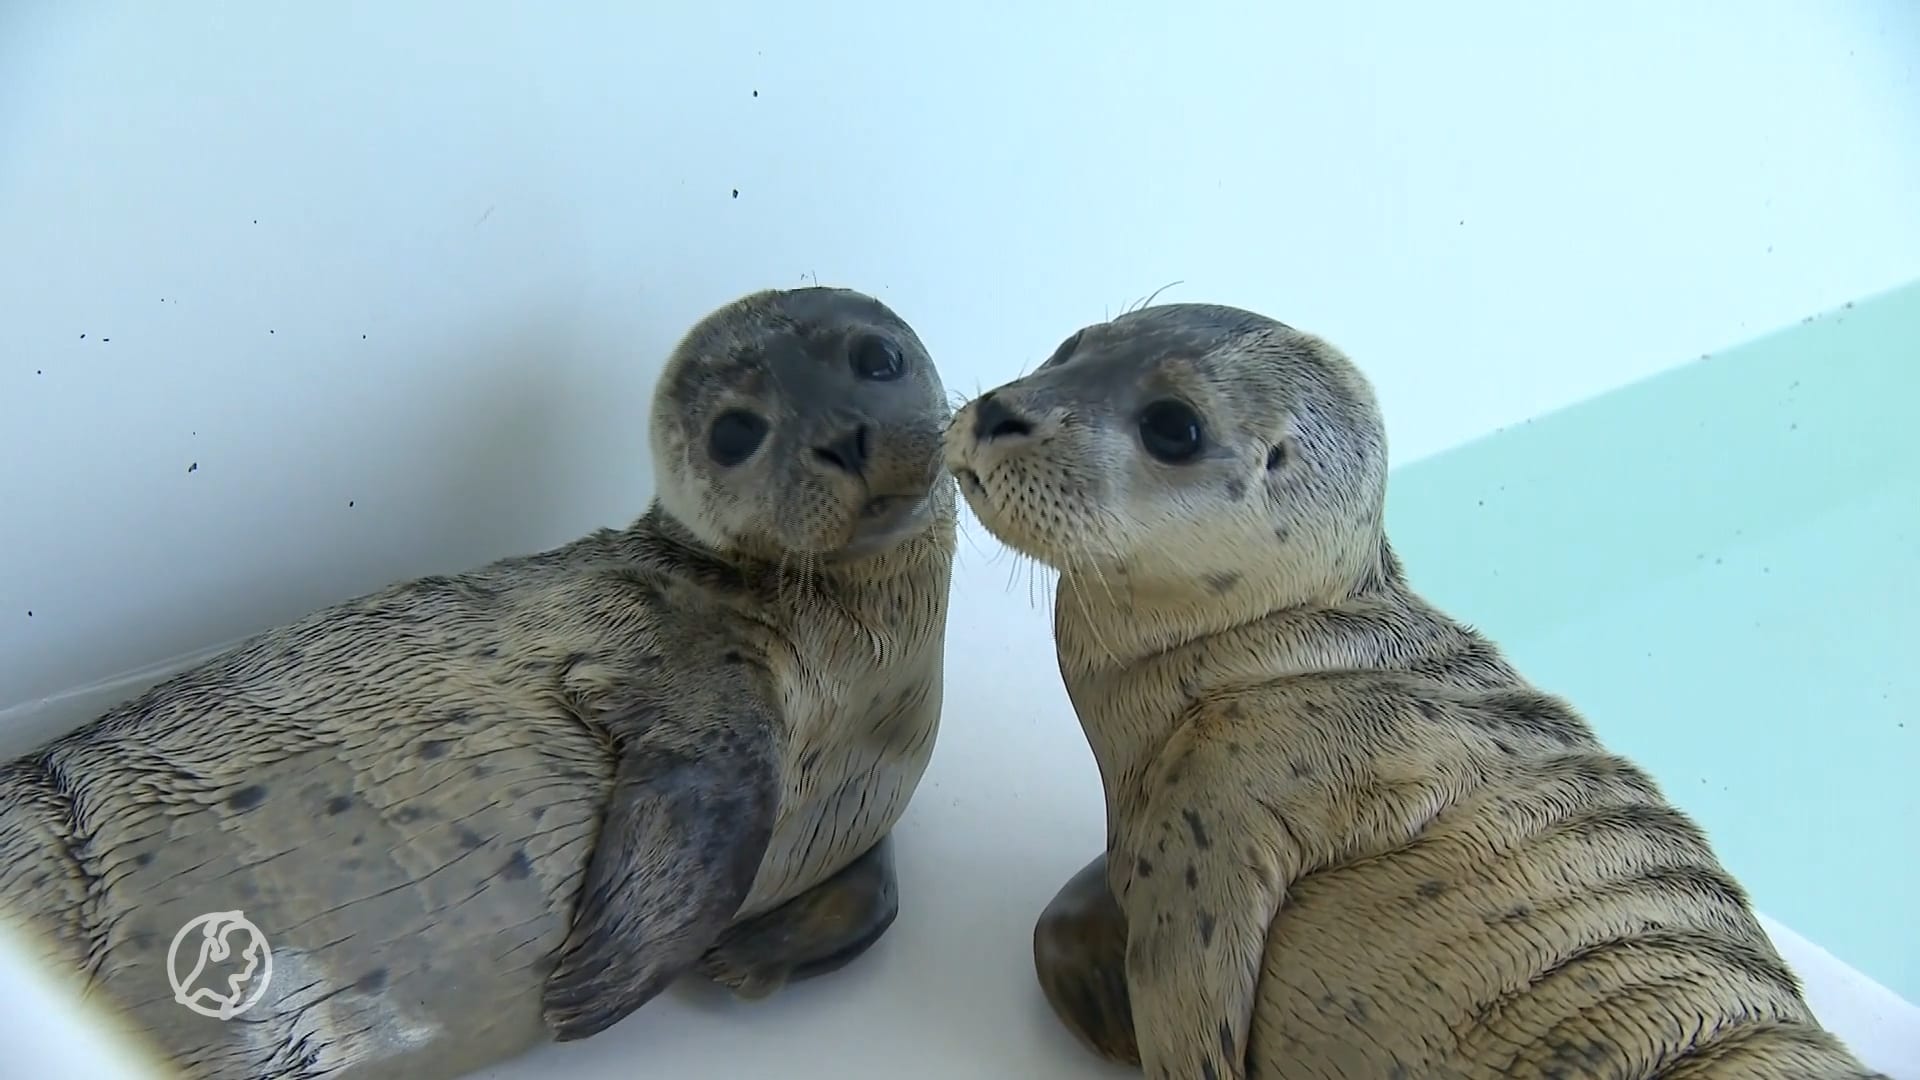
944 302 1883 1079
0 285 958 1080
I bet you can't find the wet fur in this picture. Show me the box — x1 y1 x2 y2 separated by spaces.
0 286 958 1080
945 303 1882 1080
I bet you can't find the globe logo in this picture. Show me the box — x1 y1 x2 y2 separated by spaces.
166 910 273 1020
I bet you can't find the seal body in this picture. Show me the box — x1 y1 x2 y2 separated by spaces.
944 303 1883 1079
0 286 958 1080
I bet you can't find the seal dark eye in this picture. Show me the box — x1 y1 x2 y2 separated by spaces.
1137 399 1205 464
851 335 905 381
707 409 769 467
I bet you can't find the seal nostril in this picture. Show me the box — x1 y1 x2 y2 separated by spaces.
972 394 1034 442
814 424 871 476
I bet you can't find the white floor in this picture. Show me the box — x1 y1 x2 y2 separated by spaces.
0 541 1914 1080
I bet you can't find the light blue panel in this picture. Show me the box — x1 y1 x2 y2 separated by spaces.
1387 279 1920 999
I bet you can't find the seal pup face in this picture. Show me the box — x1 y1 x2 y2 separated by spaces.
943 302 1389 612
650 287 952 562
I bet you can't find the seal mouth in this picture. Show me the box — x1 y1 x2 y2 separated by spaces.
837 491 935 558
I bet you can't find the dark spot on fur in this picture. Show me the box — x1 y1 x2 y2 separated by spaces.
1226 741 1242 758
325 795 352 815
133 852 154 867
1218 1019 1234 1058
500 850 532 880
1289 760 1312 779
1135 856 1154 878
1182 808 1211 849
1224 477 1246 501
351 833 364 845
723 650 744 663
1202 571 1242 595
1185 864 1199 890
129 930 155 951
1345 996 1370 1022
394 806 424 824
1198 911 1216 945
1202 1062 1219 1080
1300 700 1326 718
1501 903 1534 922
1266 444 1285 470
469 763 490 778
474 646 499 659
456 827 486 850
355 968 388 992
1417 880 1447 899
342 857 363 871
1415 698 1443 722
1274 525 1290 542
225 785 267 812
530 805 546 821
417 739 450 760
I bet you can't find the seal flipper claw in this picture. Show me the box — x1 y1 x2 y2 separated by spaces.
1034 852 1139 1065
699 832 901 999
542 696 780 1042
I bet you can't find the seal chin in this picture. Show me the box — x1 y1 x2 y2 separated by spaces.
831 492 935 560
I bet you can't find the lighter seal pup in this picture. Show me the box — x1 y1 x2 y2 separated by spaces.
0 285 957 1080
944 303 1883 1079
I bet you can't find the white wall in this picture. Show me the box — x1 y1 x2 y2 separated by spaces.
4 0 1918 713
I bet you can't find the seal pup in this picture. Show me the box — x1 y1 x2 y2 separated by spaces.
0 285 959 1080
943 303 1883 1079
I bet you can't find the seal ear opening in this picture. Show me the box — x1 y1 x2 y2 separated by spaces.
1265 444 1286 471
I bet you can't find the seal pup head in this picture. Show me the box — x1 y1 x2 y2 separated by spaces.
649 286 952 563
943 302 1389 622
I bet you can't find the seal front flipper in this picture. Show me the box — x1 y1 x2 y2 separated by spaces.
698 832 900 999
541 690 781 1042
1033 851 1138 1065
1122 729 1295 1080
